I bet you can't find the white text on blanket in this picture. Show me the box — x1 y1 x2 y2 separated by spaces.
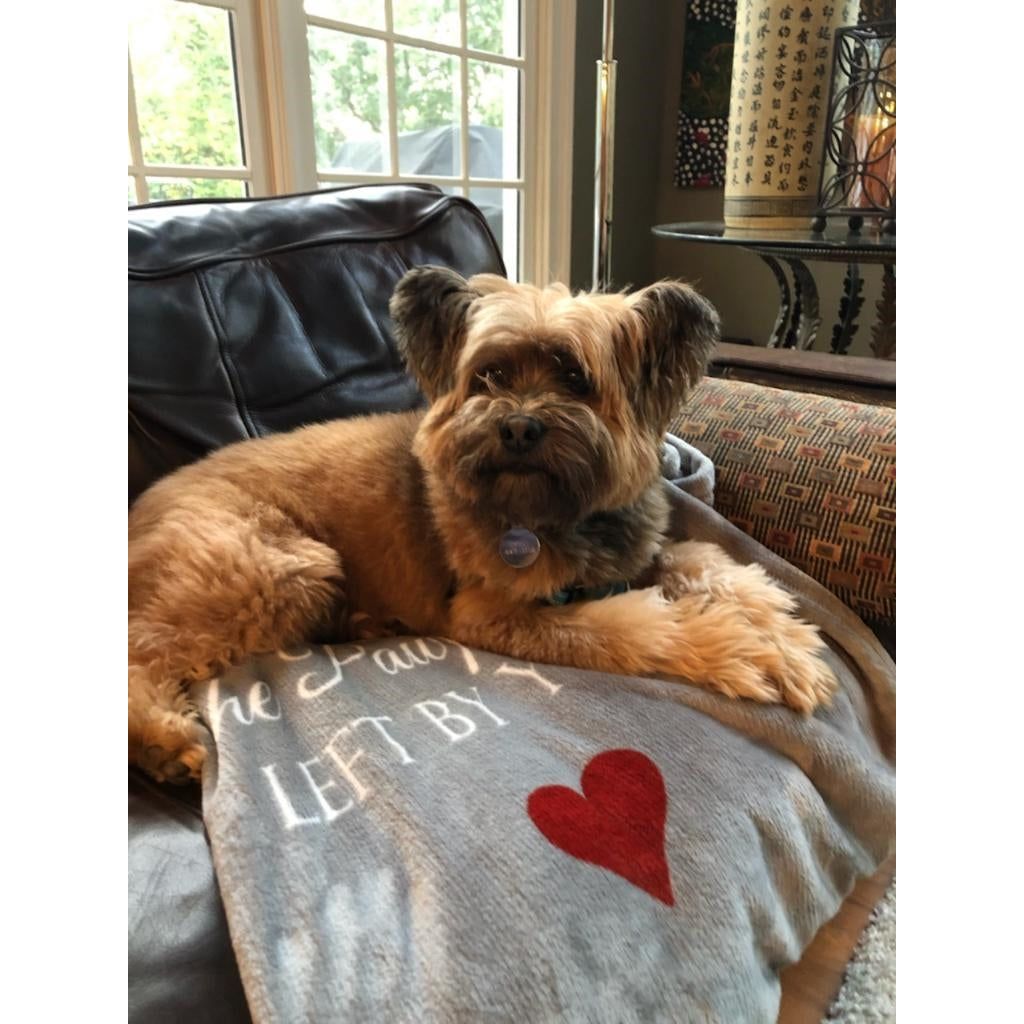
204 639 562 831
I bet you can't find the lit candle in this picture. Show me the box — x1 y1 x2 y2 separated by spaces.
851 97 895 211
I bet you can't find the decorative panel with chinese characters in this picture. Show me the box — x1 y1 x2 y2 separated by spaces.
723 1 857 227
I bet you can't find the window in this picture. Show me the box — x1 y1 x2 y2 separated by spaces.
127 0 576 282
127 0 269 202
305 0 522 276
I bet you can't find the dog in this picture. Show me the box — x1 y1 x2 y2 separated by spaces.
128 268 835 783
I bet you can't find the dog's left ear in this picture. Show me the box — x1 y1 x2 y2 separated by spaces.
389 266 480 401
625 281 720 432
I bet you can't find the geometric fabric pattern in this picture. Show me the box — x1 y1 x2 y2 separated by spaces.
671 377 896 627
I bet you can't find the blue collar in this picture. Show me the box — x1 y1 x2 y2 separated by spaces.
544 580 630 606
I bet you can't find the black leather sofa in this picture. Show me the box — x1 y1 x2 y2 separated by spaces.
128 184 505 1022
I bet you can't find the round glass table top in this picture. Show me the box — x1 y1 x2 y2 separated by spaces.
652 221 895 256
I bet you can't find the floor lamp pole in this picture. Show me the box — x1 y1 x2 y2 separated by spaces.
593 0 616 292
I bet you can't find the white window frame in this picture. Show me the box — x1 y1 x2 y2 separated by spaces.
128 0 272 202
129 0 575 282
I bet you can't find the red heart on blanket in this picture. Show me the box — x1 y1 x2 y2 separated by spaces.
527 749 674 906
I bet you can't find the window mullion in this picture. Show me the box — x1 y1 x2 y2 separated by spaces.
384 1 400 178
127 53 149 204
226 0 272 195
319 172 522 187
459 0 470 194
303 13 524 68
185 0 242 12
133 164 251 179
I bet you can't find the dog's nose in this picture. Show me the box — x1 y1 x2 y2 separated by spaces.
499 414 546 454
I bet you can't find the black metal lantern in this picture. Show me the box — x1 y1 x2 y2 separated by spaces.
811 20 895 234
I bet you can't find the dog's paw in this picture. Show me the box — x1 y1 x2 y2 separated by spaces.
760 615 837 713
133 714 208 785
347 612 409 641
140 741 206 784
661 592 835 714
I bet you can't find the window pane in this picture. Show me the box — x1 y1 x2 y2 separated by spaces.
395 46 460 176
304 1 384 29
129 178 138 205
392 0 459 44
128 0 244 168
146 178 246 202
308 27 390 173
467 0 520 56
468 61 520 179
469 187 518 279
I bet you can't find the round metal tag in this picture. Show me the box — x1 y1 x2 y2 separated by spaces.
499 527 541 568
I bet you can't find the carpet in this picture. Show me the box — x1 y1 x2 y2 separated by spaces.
825 877 896 1023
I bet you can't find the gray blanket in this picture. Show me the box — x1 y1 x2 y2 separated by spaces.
194 440 895 1024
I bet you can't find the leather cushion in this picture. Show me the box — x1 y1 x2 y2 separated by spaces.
129 185 505 501
128 770 250 1024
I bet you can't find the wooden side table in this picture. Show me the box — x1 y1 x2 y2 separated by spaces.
652 221 895 358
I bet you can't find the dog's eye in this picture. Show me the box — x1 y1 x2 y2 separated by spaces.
561 365 592 397
471 366 506 395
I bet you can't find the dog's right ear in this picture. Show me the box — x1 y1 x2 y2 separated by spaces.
624 281 720 433
389 266 479 401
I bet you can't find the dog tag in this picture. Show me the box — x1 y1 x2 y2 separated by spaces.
499 527 541 568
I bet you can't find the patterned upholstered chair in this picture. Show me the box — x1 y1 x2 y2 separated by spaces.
670 376 895 654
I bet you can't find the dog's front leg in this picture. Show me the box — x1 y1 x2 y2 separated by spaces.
652 541 836 711
447 577 833 711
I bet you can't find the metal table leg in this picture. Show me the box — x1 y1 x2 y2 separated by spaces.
753 248 892 357
831 262 866 354
759 253 791 349
871 263 896 359
784 257 821 350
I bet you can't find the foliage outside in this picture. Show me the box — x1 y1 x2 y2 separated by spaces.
308 0 511 169
129 0 516 201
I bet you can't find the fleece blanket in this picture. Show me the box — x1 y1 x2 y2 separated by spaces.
194 439 896 1024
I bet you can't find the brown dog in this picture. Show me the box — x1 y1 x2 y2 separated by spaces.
128 269 834 782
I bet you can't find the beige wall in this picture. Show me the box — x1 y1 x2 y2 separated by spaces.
571 0 885 357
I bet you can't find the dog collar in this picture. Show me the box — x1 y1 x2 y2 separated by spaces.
544 580 630 606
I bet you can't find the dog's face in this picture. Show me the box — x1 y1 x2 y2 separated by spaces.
390 268 719 529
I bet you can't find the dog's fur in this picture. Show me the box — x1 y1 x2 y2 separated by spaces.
128 269 834 782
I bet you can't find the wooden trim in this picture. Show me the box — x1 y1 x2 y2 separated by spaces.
229 0 272 195
778 857 896 1024
261 0 317 192
125 164 250 180
712 342 896 389
522 0 576 284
